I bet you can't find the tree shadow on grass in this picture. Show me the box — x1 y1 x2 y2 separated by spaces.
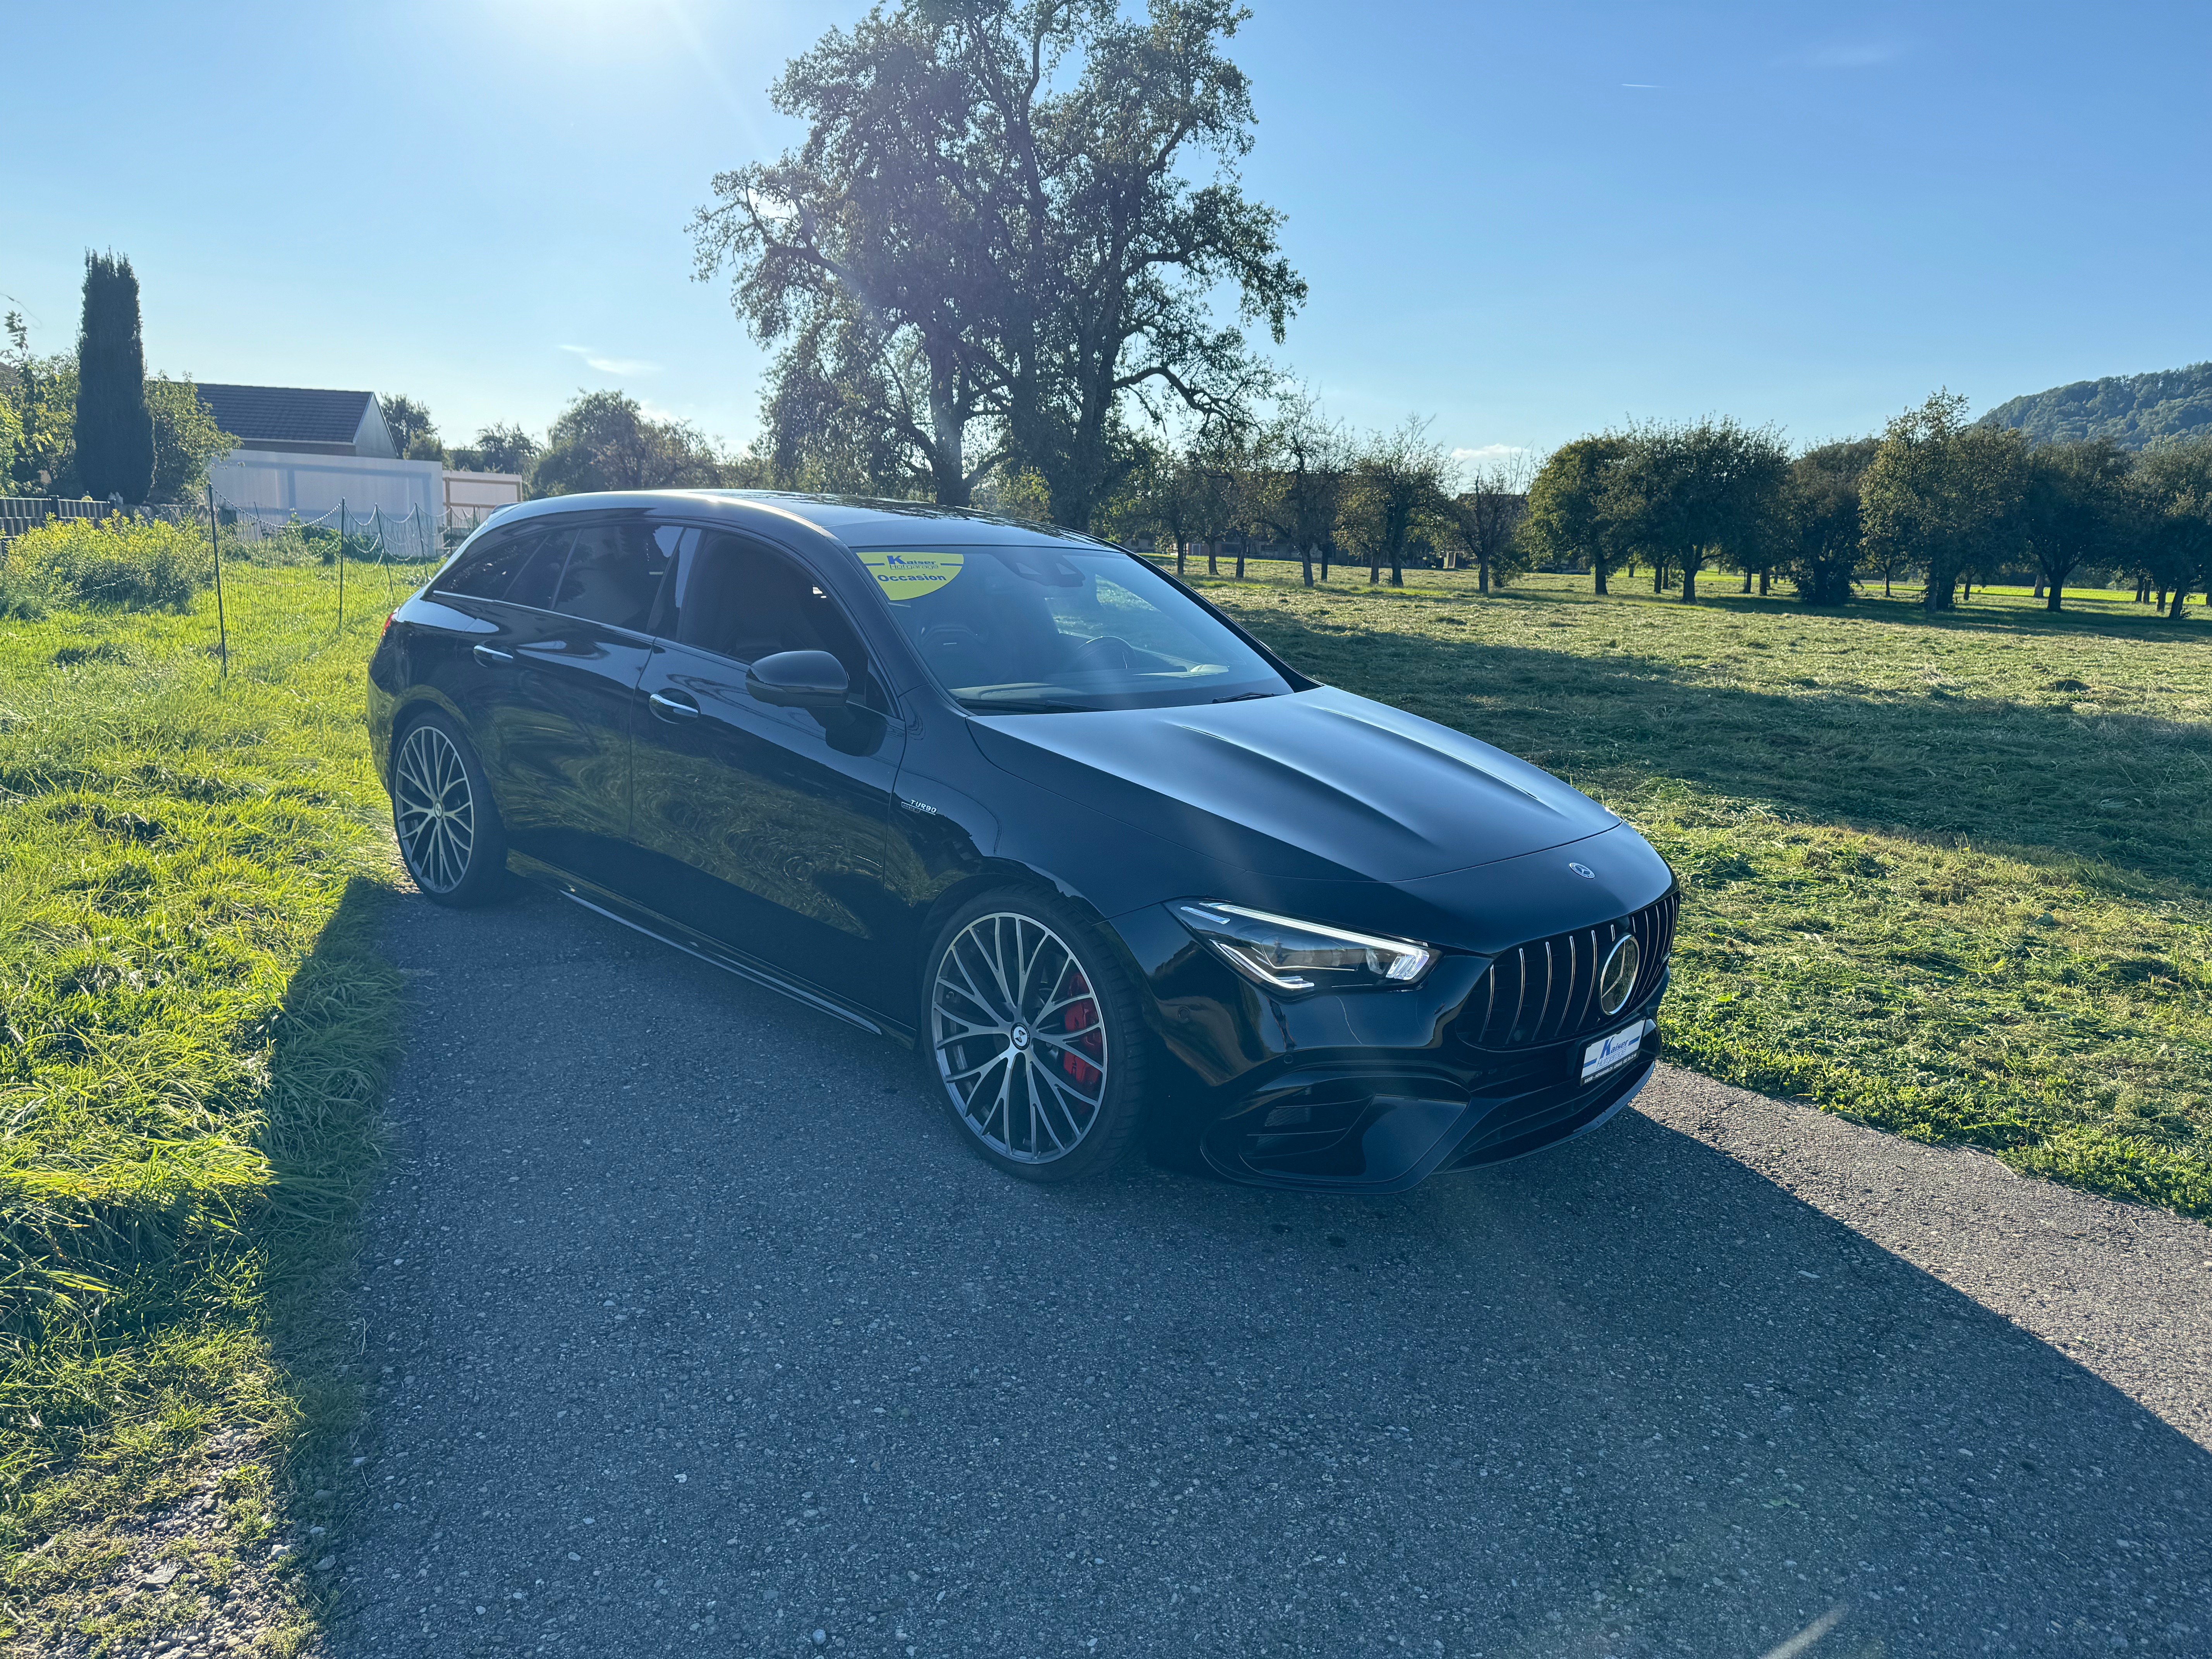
1259 616 2212 893
255 875 407 1621
1400 578 2206 644
1690 588 2206 642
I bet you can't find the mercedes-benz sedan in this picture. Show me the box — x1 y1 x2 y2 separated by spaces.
367 491 1677 1192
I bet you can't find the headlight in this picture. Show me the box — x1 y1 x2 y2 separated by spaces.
1172 901 1436 992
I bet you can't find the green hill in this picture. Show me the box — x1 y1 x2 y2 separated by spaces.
1978 362 2212 449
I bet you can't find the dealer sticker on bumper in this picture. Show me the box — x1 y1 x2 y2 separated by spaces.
1582 1018 1655 1084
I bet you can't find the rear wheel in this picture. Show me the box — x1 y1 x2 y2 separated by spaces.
391 711 507 908
924 889 1147 1182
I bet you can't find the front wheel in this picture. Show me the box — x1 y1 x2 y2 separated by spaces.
924 890 1149 1182
390 711 508 908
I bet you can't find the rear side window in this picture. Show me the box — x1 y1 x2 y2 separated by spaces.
439 525 550 600
505 530 574 611
554 520 673 632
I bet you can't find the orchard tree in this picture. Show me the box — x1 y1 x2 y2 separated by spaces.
75 251 154 503
2136 438 2212 619
1782 438 1878 605
1603 416 1789 603
1340 416 1449 586
2020 439 2135 612
1249 388 1348 587
1860 390 2027 610
1521 435 1627 592
1444 450 1533 594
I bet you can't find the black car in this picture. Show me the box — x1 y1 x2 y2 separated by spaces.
367 491 1677 1193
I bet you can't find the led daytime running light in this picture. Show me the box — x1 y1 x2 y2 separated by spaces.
1173 902 1436 992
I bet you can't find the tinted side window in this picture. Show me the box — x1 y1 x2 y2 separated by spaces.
505 529 574 611
438 526 546 599
553 519 673 632
670 533 886 709
673 534 867 672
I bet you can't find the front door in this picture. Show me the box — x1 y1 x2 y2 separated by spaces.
623 529 908 1013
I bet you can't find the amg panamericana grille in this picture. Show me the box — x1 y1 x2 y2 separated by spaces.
1464 891 1679 1050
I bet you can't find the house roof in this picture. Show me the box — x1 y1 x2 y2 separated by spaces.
196 384 378 447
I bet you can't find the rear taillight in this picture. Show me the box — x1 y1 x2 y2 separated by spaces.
380 611 397 640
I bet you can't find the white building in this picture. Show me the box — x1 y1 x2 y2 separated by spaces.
199 384 523 530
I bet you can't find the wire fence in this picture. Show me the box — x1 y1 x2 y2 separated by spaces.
0 490 476 683
196 489 462 676
0 493 501 557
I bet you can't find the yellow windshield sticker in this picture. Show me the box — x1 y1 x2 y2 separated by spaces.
858 550 964 600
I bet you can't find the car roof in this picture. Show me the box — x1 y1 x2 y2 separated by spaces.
481 489 1120 552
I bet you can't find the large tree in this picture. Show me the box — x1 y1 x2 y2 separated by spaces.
1602 416 1790 603
75 251 155 503
695 0 1302 528
2020 439 2135 613
1860 390 2028 610
1782 437 1879 605
531 390 727 495
1520 436 1628 593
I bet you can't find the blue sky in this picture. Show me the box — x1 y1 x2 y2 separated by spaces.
10 2 2209 463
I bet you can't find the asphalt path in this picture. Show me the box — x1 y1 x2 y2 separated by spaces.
328 883 2212 1659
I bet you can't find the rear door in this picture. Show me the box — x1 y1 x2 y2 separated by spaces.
428 512 673 883
625 528 909 1012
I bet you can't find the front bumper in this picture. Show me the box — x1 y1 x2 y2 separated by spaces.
1112 902 1668 1194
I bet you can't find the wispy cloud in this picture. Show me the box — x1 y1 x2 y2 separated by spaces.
1621 82 1661 89
1453 444 1529 464
560 343 661 376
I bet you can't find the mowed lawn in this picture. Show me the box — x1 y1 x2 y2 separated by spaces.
0 559 413 1653
1197 563 2212 1217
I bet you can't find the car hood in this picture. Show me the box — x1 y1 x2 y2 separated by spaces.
967 686 1618 883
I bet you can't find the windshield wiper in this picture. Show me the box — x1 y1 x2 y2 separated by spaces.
962 697 1096 714
1210 690 1280 704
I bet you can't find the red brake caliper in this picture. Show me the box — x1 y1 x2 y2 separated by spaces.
1060 970 1104 1090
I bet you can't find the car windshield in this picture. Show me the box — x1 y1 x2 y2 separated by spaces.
854 543 1295 713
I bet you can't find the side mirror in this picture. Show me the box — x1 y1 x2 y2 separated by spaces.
746 649 849 709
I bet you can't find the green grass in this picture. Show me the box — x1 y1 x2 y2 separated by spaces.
0 556 422 1653
1186 562 2212 1218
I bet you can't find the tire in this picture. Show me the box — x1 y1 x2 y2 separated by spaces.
390 709 508 908
922 887 1149 1183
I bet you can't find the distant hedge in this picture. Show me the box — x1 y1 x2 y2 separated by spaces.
0 515 205 617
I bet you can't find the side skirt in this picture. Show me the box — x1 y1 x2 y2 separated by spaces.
505 852 907 1043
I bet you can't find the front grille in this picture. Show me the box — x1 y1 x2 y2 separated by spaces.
1462 890 1679 1050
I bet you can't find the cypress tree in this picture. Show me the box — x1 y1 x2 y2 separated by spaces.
75 250 155 503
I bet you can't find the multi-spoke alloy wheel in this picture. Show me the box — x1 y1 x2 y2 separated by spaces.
933 910 1115 1167
391 715 505 907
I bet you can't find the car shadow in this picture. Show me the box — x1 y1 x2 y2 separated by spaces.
337 888 2212 1659
1249 612 2212 894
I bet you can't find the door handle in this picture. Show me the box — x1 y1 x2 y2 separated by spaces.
472 643 515 666
650 690 701 721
